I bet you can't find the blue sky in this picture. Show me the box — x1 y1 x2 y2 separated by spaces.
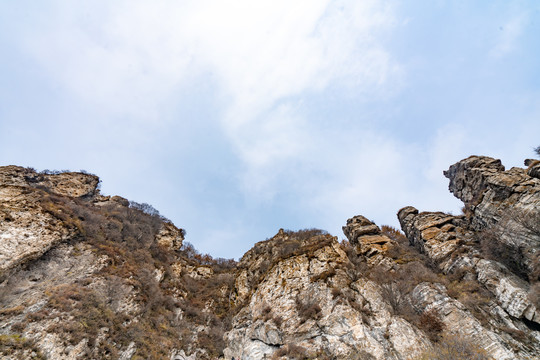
1 1 539 259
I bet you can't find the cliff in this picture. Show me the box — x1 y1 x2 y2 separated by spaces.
0 157 539 359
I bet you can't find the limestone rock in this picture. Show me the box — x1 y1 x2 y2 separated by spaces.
224 230 430 360
444 156 540 277
400 155 540 334
411 283 517 360
2 159 540 360
155 222 185 251
0 165 100 198
343 215 396 266
0 177 76 278
398 205 539 326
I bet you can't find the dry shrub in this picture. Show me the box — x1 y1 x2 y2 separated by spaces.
380 225 408 243
279 241 301 258
371 261 438 319
272 315 284 327
0 305 24 316
283 228 329 241
352 350 376 360
415 335 492 360
10 322 27 332
419 309 445 341
23 177 236 359
0 334 46 359
197 326 227 358
498 326 531 343
26 309 50 322
295 296 322 323
310 268 336 283
273 343 309 359
479 209 540 283
529 283 540 309
261 304 273 321
479 228 529 281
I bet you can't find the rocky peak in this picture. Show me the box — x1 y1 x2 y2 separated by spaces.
443 156 506 205
233 228 339 305
399 157 540 329
443 156 540 278
397 206 471 266
525 158 540 179
343 215 396 265
0 165 100 198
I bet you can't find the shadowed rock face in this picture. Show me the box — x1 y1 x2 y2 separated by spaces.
399 156 540 328
398 205 540 325
525 159 540 180
443 156 540 277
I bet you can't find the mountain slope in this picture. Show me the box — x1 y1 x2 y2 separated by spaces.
0 156 539 359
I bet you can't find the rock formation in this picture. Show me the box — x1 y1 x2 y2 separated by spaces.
1 156 539 359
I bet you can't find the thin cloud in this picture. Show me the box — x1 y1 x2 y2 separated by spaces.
490 13 528 58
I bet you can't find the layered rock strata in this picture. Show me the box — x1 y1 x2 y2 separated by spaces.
399 156 540 326
443 156 540 277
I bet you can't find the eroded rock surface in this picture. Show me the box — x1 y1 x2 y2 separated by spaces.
0 166 93 278
396 156 540 356
444 156 540 277
224 229 430 360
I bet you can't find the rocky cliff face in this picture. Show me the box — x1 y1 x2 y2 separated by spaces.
0 166 99 280
1 156 539 359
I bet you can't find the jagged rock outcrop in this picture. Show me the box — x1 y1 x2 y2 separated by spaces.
410 283 519 360
343 215 396 265
0 166 192 359
443 156 540 278
224 229 431 360
397 156 540 356
525 159 540 180
398 207 540 326
0 165 100 198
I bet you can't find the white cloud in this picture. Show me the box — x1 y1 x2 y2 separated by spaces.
20 1 399 178
10 0 405 251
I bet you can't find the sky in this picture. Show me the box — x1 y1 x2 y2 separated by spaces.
1 1 539 259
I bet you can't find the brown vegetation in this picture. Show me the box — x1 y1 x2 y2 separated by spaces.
272 343 309 359
13 186 237 358
0 334 45 360
415 335 492 360
295 296 322 323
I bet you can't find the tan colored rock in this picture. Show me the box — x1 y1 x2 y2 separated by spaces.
444 156 540 276
343 215 396 265
224 231 431 360
398 205 540 327
0 165 100 198
0 185 75 277
155 222 184 251
185 265 214 279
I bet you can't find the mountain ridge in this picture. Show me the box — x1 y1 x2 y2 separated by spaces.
0 155 539 359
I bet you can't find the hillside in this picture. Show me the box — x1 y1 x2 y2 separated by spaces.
0 156 539 359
